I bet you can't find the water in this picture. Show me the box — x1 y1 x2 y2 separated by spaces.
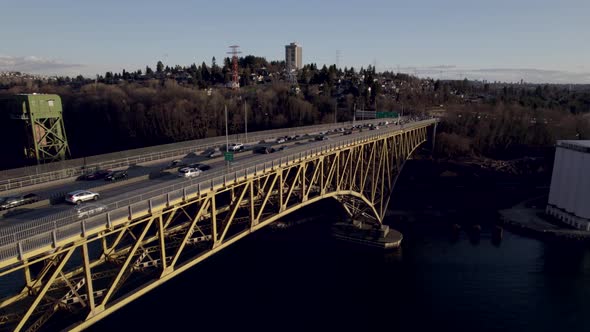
86 159 590 332
87 213 590 332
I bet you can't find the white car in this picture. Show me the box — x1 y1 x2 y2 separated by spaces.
75 203 107 218
66 190 100 205
178 167 202 178
228 143 244 151
276 138 286 144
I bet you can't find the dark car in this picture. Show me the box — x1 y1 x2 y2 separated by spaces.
190 163 211 171
0 193 40 210
79 169 111 181
253 146 275 154
104 170 128 181
343 130 353 135
164 159 186 170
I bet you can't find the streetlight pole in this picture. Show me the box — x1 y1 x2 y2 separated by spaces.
353 103 356 127
361 104 364 122
225 104 229 168
367 87 371 120
244 102 248 142
334 101 337 124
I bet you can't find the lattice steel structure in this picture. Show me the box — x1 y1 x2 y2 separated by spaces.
0 120 435 331
0 94 70 166
227 45 241 90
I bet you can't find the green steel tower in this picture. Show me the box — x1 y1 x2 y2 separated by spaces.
0 94 70 165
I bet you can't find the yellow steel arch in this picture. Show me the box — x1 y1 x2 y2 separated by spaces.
0 120 436 332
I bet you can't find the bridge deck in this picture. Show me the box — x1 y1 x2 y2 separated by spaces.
0 118 437 332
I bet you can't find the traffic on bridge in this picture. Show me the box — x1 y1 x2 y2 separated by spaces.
0 116 437 331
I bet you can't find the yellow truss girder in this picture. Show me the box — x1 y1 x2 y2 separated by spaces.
0 121 435 332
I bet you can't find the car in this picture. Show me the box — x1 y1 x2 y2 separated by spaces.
207 150 223 158
0 193 40 210
319 131 328 135
165 159 186 170
0 197 20 210
315 135 329 141
228 143 244 151
78 169 111 181
66 190 100 205
253 146 275 154
75 203 108 218
276 138 286 144
277 145 288 151
343 130 353 135
104 170 128 181
178 167 202 178
189 163 211 171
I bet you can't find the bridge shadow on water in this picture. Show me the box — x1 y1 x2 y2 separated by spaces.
85 157 590 332
85 198 424 332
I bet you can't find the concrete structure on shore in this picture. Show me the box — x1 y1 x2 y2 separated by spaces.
546 140 590 230
331 220 403 249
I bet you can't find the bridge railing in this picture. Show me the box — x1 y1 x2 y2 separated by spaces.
0 118 437 262
0 119 390 192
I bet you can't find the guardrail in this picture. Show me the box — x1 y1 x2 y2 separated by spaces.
0 118 437 262
0 118 393 192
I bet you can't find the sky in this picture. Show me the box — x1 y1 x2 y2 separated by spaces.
1 0 589 83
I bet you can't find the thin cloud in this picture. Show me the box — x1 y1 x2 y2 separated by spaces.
455 68 590 84
403 66 590 84
0 55 83 74
426 65 457 70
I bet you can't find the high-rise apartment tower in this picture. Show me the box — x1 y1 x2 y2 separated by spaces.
285 42 302 70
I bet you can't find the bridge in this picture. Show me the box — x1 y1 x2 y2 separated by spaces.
0 118 437 331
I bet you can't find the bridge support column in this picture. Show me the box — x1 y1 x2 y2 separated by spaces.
332 219 402 250
432 121 437 152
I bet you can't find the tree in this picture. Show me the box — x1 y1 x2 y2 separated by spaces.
200 62 210 83
156 61 164 73
211 57 223 84
145 66 153 76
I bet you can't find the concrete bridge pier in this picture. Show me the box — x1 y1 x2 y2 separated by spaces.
331 217 403 250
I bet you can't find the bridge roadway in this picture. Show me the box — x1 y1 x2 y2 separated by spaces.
0 126 351 224
0 118 437 332
0 119 396 227
0 119 390 193
0 118 391 221
0 118 424 259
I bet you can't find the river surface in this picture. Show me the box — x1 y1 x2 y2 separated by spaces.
88 209 590 332
87 159 590 332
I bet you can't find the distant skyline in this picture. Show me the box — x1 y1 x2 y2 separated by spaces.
1 0 589 83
